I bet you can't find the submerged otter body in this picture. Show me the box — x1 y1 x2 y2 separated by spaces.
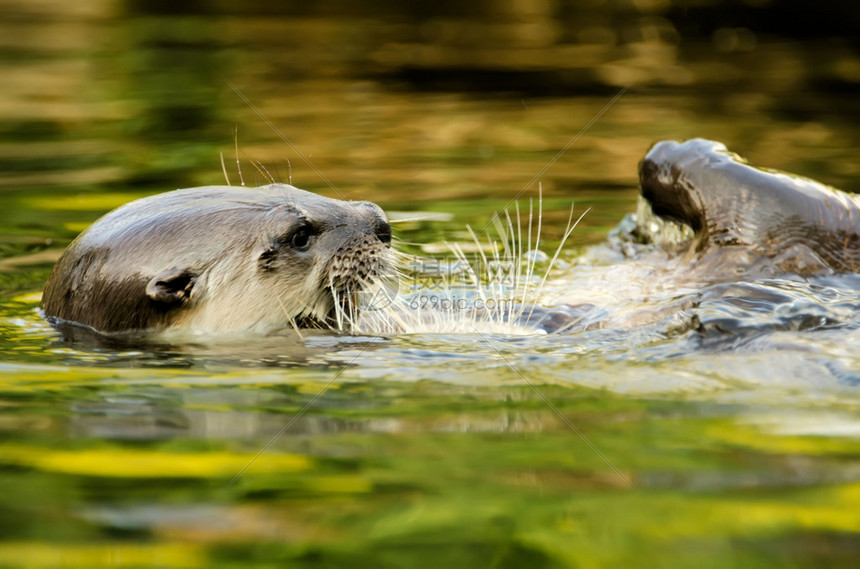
41 185 392 335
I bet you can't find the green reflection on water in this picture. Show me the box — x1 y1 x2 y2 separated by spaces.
1 368 859 568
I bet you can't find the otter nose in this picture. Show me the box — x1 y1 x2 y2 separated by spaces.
352 201 391 245
375 218 391 245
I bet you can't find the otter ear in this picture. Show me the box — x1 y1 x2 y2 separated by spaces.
146 267 196 304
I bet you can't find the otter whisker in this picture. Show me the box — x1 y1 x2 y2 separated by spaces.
254 161 277 185
511 205 529 323
388 217 433 224
234 125 246 187
220 152 232 187
348 287 358 332
329 276 343 331
519 190 541 318
525 205 588 327
515 201 523 292
249 161 275 186
276 294 305 340
312 287 336 331
464 225 496 318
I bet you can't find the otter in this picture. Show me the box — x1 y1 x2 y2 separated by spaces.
41 139 859 338
41 185 393 335
638 139 860 274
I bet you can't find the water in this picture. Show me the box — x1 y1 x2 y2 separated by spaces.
1 2 859 567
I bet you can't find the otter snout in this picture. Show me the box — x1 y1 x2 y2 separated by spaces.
349 200 391 246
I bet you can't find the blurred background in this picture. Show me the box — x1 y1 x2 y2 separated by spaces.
1 0 858 254
1 2 859 568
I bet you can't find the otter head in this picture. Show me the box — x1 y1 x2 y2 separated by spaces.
245 187 394 331
41 184 394 336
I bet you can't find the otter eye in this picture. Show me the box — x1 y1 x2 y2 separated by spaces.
290 226 312 251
